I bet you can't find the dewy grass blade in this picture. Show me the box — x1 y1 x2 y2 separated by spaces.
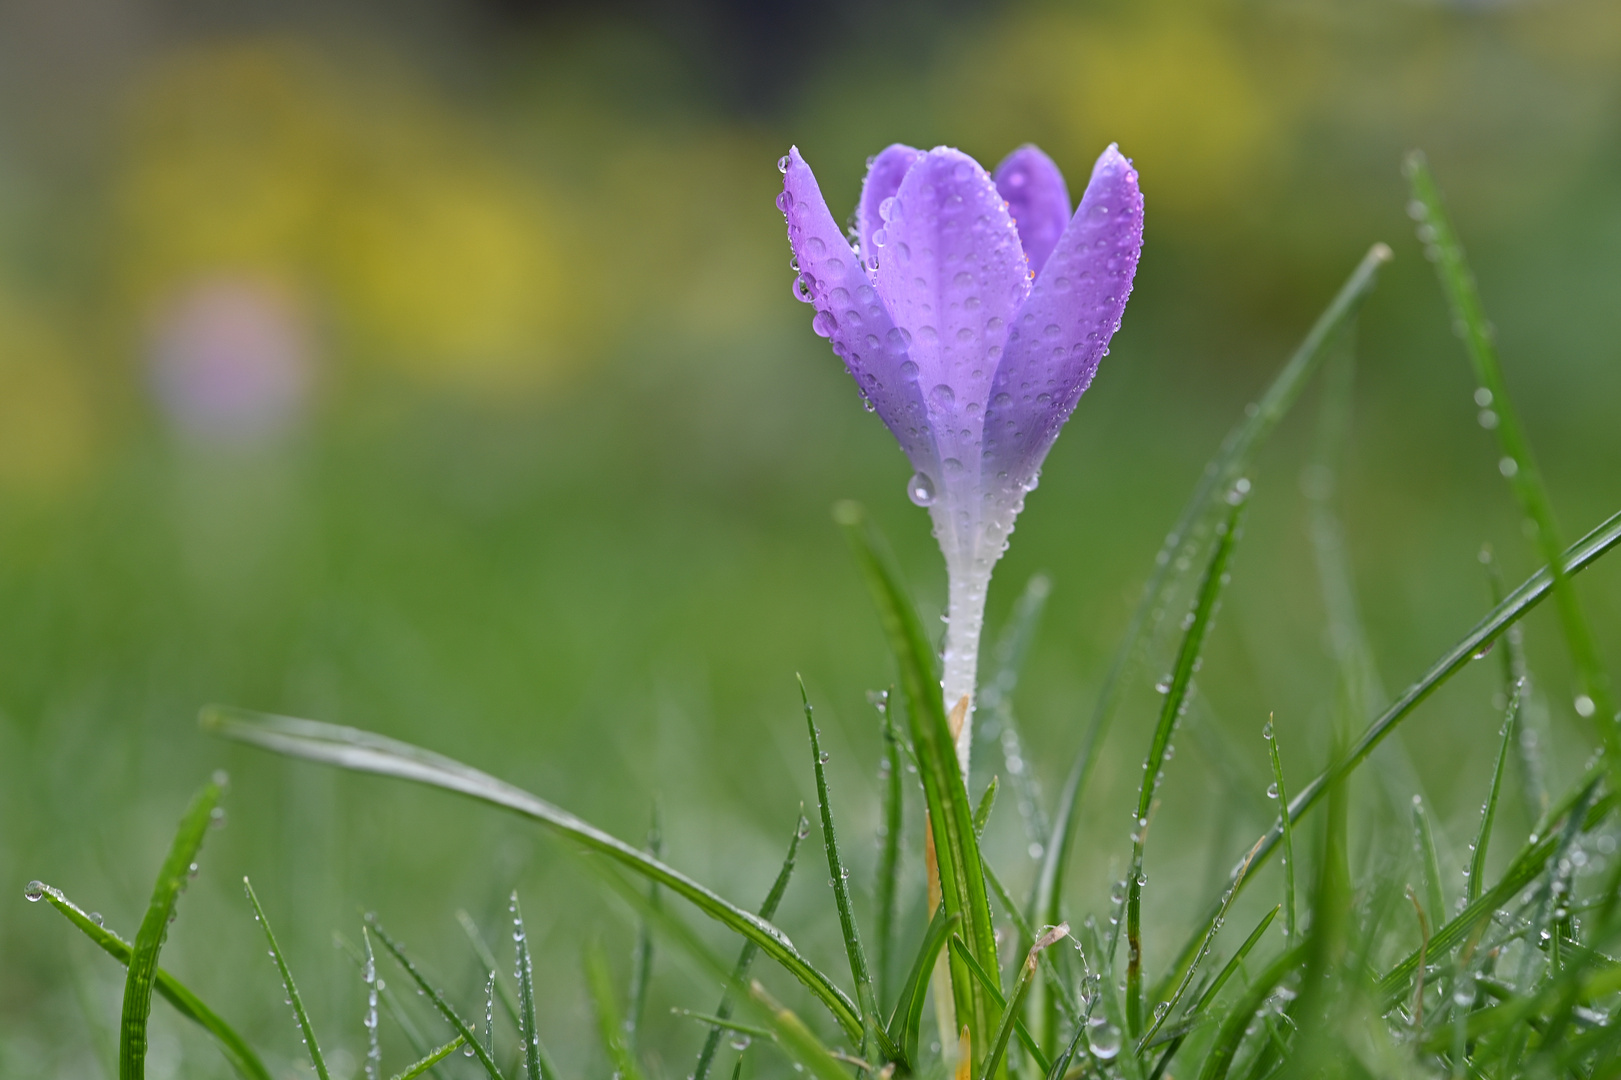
888 906 957 1067
1406 151 1617 767
243 878 331 1080
947 935 1053 1076
973 777 998 838
836 501 1002 1061
982 862 1079 1027
1127 494 1248 1036
1162 507 1621 989
674 1009 776 1041
29 881 271 1080
1195 945 1305 1080
801 677 881 1059
200 704 864 1046
457 910 521 1029
1264 721 1296 943
585 859 852 1080
693 815 804 1080
1412 797 1448 938
338 931 439 1069
511 893 560 1080
389 1037 465 1080
1035 243 1393 937
978 927 1070 1080
586 940 647 1080
628 803 663 1050
367 914 507 1080
1469 688 1520 905
875 691 904 1010
120 772 227 1080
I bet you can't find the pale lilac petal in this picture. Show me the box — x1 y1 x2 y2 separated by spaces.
780 147 937 472
982 144 1143 492
871 148 1029 514
858 144 922 270
993 145 1070 278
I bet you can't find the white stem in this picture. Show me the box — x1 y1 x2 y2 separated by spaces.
942 565 990 782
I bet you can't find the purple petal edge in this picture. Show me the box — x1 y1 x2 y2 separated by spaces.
993 145 1070 278
981 144 1143 492
858 144 922 271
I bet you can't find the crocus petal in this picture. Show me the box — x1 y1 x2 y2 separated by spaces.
780 147 938 473
982 145 1142 494
858 144 922 270
993 145 1071 278
872 148 1029 521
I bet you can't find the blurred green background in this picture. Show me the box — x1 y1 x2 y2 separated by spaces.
1 0 1618 1075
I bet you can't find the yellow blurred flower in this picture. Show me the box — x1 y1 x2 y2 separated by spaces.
0 290 98 493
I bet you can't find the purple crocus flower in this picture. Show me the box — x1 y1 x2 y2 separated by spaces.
778 142 1143 773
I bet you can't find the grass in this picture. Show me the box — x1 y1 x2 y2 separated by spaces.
19 158 1621 1080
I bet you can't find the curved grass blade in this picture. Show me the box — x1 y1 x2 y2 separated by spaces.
586 858 851 1080
1412 797 1448 938
390 1037 464 1080
586 940 647 1080
973 778 998 838
1468 688 1520 908
1127 494 1248 1035
628 803 663 1050
1195 945 1305 1080
1138 839 1265 1052
982 863 1079 1028
978 927 1069 1080
244 877 331 1080
510 894 560 1080
367 914 506 1080
458 910 521 1030
693 815 805 1080
888 906 957 1067
201 704 863 1046
875 691 904 1009
802 677 881 1059
120 772 227 1080
30 881 271 1080
836 501 1002 1061
947 936 1053 1076
1035 243 1393 937
1263 722 1296 944
1405 151 1617 765
1162 507 1621 991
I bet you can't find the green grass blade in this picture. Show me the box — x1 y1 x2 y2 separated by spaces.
511 894 560 1080
1127 494 1248 1035
875 691 904 1009
200 704 863 1046
389 1037 465 1080
585 858 852 1080
978 927 1069 1080
1195 945 1305 1080
1139 838 1265 1052
1161 507 1621 987
1406 151 1617 765
339 931 441 1072
947 935 1054 1076
244 877 331 1080
982 863 1079 1027
801 677 881 1058
120 772 227 1080
1035 243 1393 936
457 910 522 1030
1193 906 1278 1017
836 501 1002 1061
367 914 507 1080
1483 547 1548 821
585 940 647 1080
1412 797 1448 937
1263 721 1296 944
888 906 957 1067
1468 688 1520 906
973 777 999 838
29 880 271 1080
628 802 663 1050
674 1009 776 1041
693 814 804 1080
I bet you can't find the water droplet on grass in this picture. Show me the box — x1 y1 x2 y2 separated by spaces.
24 881 44 902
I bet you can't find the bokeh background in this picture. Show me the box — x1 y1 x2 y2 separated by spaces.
1 0 1618 1075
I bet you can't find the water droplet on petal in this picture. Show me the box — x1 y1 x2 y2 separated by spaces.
907 472 936 507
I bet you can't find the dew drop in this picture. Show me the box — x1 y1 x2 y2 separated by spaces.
24 881 45 902
907 472 936 507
